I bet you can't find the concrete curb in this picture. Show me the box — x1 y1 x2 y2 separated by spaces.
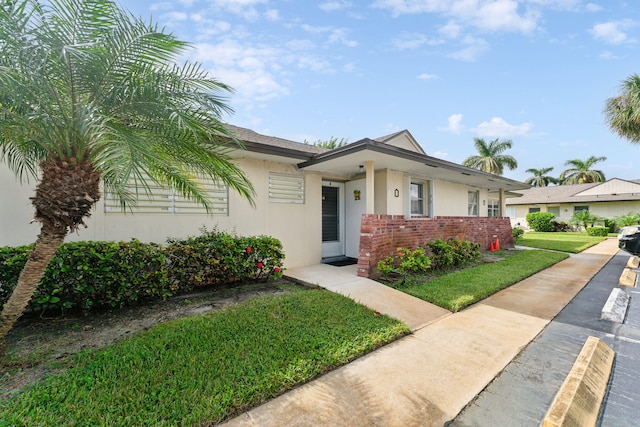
601 288 630 323
626 256 640 268
543 337 615 427
619 267 637 287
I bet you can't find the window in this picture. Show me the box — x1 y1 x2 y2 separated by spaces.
528 207 541 213
411 182 425 215
468 190 479 216
488 199 500 217
506 207 516 219
574 205 589 213
548 206 560 217
269 173 305 204
104 176 228 215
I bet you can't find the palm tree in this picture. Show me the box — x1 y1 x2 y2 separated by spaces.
559 156 607 184
0 0 255 354
462 137 518 175
604 74 640 142
524 167 558 187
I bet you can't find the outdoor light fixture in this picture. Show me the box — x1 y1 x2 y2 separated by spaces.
394 189 399 197
359 165 364 172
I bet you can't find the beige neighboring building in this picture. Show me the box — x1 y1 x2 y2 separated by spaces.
506 178 640 229
1 125 528 277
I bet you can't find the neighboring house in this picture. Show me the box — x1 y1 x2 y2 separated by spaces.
1 125 528 277
506 178 640 229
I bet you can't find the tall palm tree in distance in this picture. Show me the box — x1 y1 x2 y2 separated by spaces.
559 156 607 184
605 74 640 142
462 137 518 175
0 0 255 354
524 167 558 187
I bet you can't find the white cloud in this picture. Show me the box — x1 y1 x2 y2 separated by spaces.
417 73 438 80
392 32 444 50
373 0 540 34
438 21 463 38
448 36 489 61
207 0 268 21
590 20 636 45
431 150 449 159
585 3 602 12
439 113 464 134
319 1 353 12
192 41 289 104
473 117 533 137
265 9 280 21
599 50 620 60
302 24 358 47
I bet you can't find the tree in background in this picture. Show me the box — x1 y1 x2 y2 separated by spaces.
524 167 558 187
462 137 518 175
559 156 607 184
305 136 349 149
605 74 640 142
0 0 255 354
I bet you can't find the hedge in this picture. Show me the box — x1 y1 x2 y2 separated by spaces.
0 229 285 315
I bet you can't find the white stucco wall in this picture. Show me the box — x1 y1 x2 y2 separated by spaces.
432 181 489 217
1 158 322 268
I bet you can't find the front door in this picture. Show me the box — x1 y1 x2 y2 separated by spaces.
322 181 345 258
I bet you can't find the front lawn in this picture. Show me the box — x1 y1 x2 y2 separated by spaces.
517 232 606 253
393 250 569 312
0 289 408 426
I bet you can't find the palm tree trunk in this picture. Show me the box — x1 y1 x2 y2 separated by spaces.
0 225 66 358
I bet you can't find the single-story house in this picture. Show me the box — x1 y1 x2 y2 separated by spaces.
506 178 640 229
1 125 529 277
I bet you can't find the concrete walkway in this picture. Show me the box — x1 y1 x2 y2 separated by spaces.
220 238 620 427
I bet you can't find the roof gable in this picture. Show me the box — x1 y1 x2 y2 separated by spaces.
374 129 425 155
572 178 640 197
507 179 640 205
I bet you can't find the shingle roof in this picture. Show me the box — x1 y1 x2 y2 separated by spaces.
224 124 327 155
508 180 640 205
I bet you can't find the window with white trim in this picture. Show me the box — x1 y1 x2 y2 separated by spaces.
468 190 479 216
487 199 500 217
574 205 589 213
269 173 305 204
104 176 228 215
506 207 516 219
410 182 425 215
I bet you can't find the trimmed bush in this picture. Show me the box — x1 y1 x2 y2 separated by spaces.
512 227 524 242
377 247 431 279
586 226 609 237
0 230 285 315
526 212 555 232
424 238 481 270
552 221 570 232
603 218 617 233
165 228 284 289
0 240 168 314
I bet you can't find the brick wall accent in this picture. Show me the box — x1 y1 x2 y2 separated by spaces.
357 215 514 278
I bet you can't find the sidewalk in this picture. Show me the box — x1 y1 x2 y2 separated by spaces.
220 239 620 427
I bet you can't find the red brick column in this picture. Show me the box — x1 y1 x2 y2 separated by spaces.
357 215 514 278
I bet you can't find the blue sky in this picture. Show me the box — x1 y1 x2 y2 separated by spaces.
121 0 639 183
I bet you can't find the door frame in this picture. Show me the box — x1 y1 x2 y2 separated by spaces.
321 181 345 259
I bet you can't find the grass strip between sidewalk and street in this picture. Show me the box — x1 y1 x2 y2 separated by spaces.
396 249 570 312
517 232 606 253
0 289 408 426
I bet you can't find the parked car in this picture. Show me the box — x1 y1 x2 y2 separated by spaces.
618 225 640 255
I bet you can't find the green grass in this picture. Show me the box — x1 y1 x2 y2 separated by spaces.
0 289 408 426
517 232 607 253
396 250 569 312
